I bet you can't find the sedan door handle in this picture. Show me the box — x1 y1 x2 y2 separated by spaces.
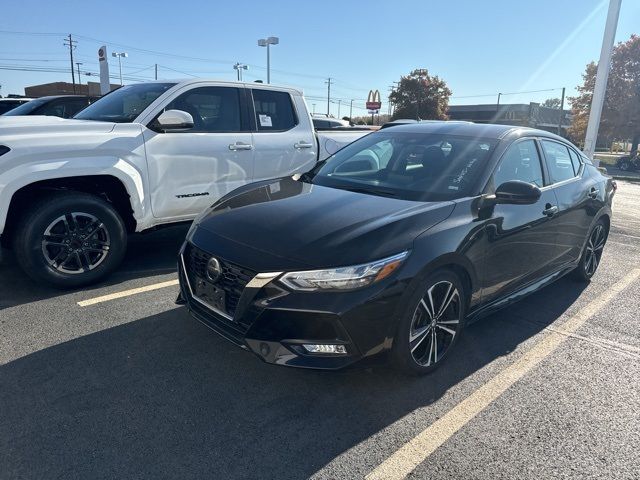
587 188 600 199
543 204 559 217
294 141 314 149
229 142 253 151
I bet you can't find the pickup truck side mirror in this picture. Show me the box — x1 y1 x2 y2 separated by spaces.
493 180 542 205
155 109 194 132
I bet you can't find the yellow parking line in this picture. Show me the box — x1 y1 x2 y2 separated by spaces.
77 279 179 307
366 268 640 480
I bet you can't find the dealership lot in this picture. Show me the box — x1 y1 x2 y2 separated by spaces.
1 181 639 479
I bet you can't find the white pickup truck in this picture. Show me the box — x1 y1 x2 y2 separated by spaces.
0 80 369 287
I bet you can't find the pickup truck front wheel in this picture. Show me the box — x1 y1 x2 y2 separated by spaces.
14 192 127 288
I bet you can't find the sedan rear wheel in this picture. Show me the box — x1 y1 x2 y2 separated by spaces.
393 270 466 375
572 219 607 282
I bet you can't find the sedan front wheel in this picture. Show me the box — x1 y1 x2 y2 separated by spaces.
392 270 466 375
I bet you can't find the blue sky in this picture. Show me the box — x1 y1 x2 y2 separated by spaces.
1 0 638 117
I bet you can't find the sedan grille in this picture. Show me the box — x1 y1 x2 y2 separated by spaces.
185 243 256 319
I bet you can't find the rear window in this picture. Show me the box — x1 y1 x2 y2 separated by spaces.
540 140 577 183
252 89 297 131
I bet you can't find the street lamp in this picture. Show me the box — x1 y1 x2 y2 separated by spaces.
257 36 279 84
233 62 248 81
111 52 128 86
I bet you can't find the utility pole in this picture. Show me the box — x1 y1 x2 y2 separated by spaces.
75 62 83 91
155 64 158 80
583 0 623 163
349 99 353 122
388 85 395 116
337 99 341 118
63 34 77 93
325 77 333 116
557 87 566 135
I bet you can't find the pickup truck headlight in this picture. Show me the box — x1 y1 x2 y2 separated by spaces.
279 251 409 291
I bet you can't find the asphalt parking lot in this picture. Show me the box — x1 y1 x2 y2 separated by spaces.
1 181 639 480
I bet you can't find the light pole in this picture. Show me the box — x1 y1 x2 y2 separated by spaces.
257 36 279 83
583 0 623 163
111 52 128 86
233 62 248 81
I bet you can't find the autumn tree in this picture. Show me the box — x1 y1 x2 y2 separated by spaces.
542 98 562 109
389 69 451 121
568 34 640 151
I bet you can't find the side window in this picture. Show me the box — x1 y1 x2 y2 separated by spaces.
39 101 67 117
493 139 544 188
568 148 582 174
252 89 297 131
541 140 576 183
165 87 241 133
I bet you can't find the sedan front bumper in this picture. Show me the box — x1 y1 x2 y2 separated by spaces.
177 242 405 370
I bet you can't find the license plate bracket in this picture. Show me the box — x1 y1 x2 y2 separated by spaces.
195 279 227 314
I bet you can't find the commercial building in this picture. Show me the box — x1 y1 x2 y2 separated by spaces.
448 103 572 136
24 81 118 98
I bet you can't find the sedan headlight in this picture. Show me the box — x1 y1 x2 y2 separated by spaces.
279 251 409 291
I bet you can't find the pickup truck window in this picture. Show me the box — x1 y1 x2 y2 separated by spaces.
252 89 297 132
165 87 242 133
74 82 176 123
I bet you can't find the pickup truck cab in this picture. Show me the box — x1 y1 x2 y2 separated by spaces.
0 80 369 287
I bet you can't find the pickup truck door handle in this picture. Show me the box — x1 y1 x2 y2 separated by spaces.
543 204 559 217
228 142 253 151
587 187 600 199
294 141 314 149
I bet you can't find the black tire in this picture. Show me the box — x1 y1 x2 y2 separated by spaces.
391 269 467 375
13 191 127 288
571 219 608 282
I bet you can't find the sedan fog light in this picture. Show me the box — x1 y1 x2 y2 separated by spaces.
302 344 348 354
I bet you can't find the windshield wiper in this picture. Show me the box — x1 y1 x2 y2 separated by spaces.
339 185 398 198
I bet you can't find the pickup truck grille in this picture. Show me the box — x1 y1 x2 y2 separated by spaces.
185 243 256 319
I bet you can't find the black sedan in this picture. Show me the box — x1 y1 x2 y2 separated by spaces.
2 95 97 118
177 122 615 374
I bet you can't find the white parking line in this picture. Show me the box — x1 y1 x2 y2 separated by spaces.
77 279 179 307
365 268 640 480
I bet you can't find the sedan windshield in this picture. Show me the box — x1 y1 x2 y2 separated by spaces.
306 131 497 201
74 82 176 123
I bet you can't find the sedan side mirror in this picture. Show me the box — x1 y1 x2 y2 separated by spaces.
494 180 542 205
155 109 194 132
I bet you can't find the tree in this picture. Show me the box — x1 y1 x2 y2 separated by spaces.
389 69 451 121
568 34 640 150
542 98 562 109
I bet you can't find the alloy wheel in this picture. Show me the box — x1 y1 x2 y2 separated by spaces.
584 223 606 277
409 280 462 367
41 212 111 274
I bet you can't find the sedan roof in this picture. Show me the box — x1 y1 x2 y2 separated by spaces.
384 121 564 141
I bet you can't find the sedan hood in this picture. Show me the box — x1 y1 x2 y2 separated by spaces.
194 177 455 269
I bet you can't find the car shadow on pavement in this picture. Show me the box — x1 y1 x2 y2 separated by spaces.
0 223 190 310
0 277 587 479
